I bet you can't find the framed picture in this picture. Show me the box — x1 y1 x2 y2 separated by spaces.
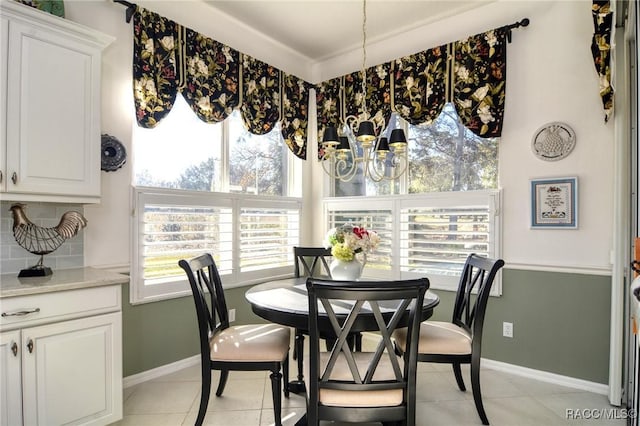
530 177 578 229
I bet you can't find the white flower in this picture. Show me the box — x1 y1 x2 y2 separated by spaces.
472 85 490 102
144 38 154 55
197 96 211 112
485 31 497 48
159 36 174 51
144 79 157 97
196 58 208 75
405 76 415 90
376 65 387 80
459 99 473 109
247 80 257 95
477 104 495 124
456 65 469 81
222 46 234 62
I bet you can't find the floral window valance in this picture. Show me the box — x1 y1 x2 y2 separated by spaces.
591 0 614 123
132 7 310 159
316 26 510 159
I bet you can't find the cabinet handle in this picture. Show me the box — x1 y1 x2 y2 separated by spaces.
27 339 33 354
11 172 17 184
0 170 3 183
1 308 40 317
11 342 17 357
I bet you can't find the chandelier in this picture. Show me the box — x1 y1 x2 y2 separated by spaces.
320 0 408 183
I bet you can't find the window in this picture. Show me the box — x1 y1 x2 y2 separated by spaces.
333 103 498 197
326 103 501 292
324 190 501 293
408 103 498 194
131 95 301 304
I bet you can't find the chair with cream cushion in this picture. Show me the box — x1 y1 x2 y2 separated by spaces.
300 277 430 426
179 253 290 426
394 254 504 425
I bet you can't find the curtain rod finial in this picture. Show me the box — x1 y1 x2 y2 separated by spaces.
519 18 530 27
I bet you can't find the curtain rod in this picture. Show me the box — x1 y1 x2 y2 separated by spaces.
113 0 136 23
111 0 530 41
506 18 530 42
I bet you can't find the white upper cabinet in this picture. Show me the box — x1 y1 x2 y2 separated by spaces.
0 1 113 203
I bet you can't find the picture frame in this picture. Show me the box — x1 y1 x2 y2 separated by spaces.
530 177 578 229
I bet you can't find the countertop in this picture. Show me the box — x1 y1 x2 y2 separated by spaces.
0 267 129 298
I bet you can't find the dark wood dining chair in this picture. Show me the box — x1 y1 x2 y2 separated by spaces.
294 246 332 278
300 277 430 426
394 254 505 425
179 253 291 426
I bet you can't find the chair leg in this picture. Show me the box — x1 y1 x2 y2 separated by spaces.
355 332 362 352
452 363 466 391
293 328 302 360
283 355 290 398
269 370 283 426
196 366 212 426
215 369 229 397
470 359 489 425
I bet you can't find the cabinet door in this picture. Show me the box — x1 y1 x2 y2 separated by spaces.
22 312 122 426
0 330 22 426
0 15 7 193
5 19 101 198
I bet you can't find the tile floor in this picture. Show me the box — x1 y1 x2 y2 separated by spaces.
114 336 629 426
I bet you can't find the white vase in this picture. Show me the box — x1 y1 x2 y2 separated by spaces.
330 258 362 281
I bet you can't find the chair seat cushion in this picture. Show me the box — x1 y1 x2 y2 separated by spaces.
304 352 404 407
394 321 472 355
209 324 290 362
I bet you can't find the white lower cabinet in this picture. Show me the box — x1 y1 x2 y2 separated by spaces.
0 330 22 426
0 284 123 426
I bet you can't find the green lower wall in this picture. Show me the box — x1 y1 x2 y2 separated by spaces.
122 269 612 383
429 269 612 384
121 285 261 377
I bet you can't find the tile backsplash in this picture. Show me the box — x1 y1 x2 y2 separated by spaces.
1 201 85 275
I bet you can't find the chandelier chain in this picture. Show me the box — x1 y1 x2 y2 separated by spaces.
361 0 368 117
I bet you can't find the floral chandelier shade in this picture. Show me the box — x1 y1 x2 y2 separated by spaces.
317 25 511 160
132 7 309 160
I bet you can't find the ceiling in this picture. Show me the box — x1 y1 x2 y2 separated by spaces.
201 1 493 63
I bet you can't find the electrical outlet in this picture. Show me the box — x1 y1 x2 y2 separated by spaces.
229 308 236 323
503 321 513 338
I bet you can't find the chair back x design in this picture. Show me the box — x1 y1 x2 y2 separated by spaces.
304 277 430 426
294 246 332 278
179 253 290 426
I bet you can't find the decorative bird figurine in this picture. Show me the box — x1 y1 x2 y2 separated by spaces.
9 203 88 277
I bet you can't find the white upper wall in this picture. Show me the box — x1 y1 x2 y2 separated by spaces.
64 0 614 274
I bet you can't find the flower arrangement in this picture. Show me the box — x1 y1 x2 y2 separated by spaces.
324 224 380 262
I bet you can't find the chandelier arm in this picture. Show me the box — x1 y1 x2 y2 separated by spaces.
321 151 360 182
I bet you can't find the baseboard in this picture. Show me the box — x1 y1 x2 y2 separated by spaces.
481 358 609 395
122 350 609 397
123 355 200 389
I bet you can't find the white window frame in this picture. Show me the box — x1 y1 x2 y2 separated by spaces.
323 189 502 294
131 186 302 304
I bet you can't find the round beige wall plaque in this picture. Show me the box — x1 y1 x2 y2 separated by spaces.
531 122 576 161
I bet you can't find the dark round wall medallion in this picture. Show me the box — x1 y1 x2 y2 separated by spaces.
101 134 127 172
